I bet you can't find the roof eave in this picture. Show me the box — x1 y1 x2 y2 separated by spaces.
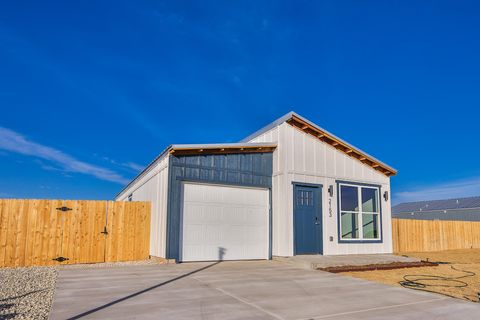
115 142 277 199
287 113 397 176
241 111 396 177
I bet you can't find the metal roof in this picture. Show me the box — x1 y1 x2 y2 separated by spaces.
392 196 480 214
115 142 277 199
169 142 277 152
393 208 480 222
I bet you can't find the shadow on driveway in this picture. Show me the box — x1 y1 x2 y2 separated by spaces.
67 247 227 320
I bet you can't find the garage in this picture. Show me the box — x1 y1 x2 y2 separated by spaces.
181 183 270 262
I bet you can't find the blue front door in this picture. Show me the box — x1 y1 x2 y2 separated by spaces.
294 184 323 254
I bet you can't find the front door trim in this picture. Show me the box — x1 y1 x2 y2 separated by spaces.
292 182 323 255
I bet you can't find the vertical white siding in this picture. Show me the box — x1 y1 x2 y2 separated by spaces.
115 156 169 258
248 123 392 256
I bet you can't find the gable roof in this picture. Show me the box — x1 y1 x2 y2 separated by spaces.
116 111 396 199
393 196 480 214
241 111 397 177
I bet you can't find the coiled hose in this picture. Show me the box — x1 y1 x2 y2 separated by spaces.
399 264 478 302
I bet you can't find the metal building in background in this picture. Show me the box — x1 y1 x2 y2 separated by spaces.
392 196 480 221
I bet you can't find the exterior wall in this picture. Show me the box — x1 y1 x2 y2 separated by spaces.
249 123 392 256
115 156 169 258
166 153 273 261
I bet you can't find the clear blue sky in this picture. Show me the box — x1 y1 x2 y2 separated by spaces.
0 1 479 203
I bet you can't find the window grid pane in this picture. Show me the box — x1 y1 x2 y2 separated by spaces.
362 213 379 239
340 185 359 212
296 190 314 207
341 212 359 239
361 187 378 213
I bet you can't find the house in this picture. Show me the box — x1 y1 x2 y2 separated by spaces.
116 112 397 262
393 196 480 221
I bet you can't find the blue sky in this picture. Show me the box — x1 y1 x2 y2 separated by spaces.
0 1 479 203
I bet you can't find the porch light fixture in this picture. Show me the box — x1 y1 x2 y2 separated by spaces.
383 191 389 201
328 185 334 197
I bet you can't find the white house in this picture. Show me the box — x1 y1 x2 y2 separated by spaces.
116 112 397 262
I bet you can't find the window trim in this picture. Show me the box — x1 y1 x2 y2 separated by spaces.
336 181 383 243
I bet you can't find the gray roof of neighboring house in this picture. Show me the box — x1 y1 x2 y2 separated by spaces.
392 196 480 221
392 196 480 213
392 209 480 221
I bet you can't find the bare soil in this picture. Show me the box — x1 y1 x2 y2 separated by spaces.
320 261 437 273
341 249 480 302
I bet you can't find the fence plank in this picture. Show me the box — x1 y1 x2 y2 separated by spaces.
393 218 480 252
14 200 28 267
0 199 150 268
6 200 18 267
0 200 8 266
104 201 115 262
47 200 63 266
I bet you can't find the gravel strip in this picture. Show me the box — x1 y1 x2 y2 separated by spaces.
0 266 57 320
57 258 166 270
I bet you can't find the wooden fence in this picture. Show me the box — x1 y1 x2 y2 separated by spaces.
392 218 480 253
0 199 150 267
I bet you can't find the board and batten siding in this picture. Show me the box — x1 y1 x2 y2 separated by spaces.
116 156 169 258
248 122 392 256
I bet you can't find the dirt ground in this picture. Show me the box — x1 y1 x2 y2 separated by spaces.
342 249 480 302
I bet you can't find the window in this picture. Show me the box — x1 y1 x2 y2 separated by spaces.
296 189 314 206
339 183 381 241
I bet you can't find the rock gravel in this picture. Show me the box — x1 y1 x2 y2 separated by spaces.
0 266 57 320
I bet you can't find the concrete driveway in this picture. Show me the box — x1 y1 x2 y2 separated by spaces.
51 260 480 320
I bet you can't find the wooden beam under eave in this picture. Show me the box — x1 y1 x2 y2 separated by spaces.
287 116 394 177
350 152 363 159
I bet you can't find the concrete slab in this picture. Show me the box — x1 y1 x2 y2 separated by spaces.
274 254 420 270
50 260 480 320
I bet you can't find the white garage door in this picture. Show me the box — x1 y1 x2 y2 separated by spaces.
181 183 269 262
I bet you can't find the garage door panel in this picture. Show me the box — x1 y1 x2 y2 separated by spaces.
183 224 205 243
205 225 224 243
181 183 269 262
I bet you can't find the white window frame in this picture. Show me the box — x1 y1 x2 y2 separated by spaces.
338 182 381 241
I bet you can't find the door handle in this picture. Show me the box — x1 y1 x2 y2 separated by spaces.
315 217 320 225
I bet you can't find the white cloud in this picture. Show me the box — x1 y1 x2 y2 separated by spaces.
394 177 480 204
123 162 144 172
98 156 144 173
0 127 128 184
